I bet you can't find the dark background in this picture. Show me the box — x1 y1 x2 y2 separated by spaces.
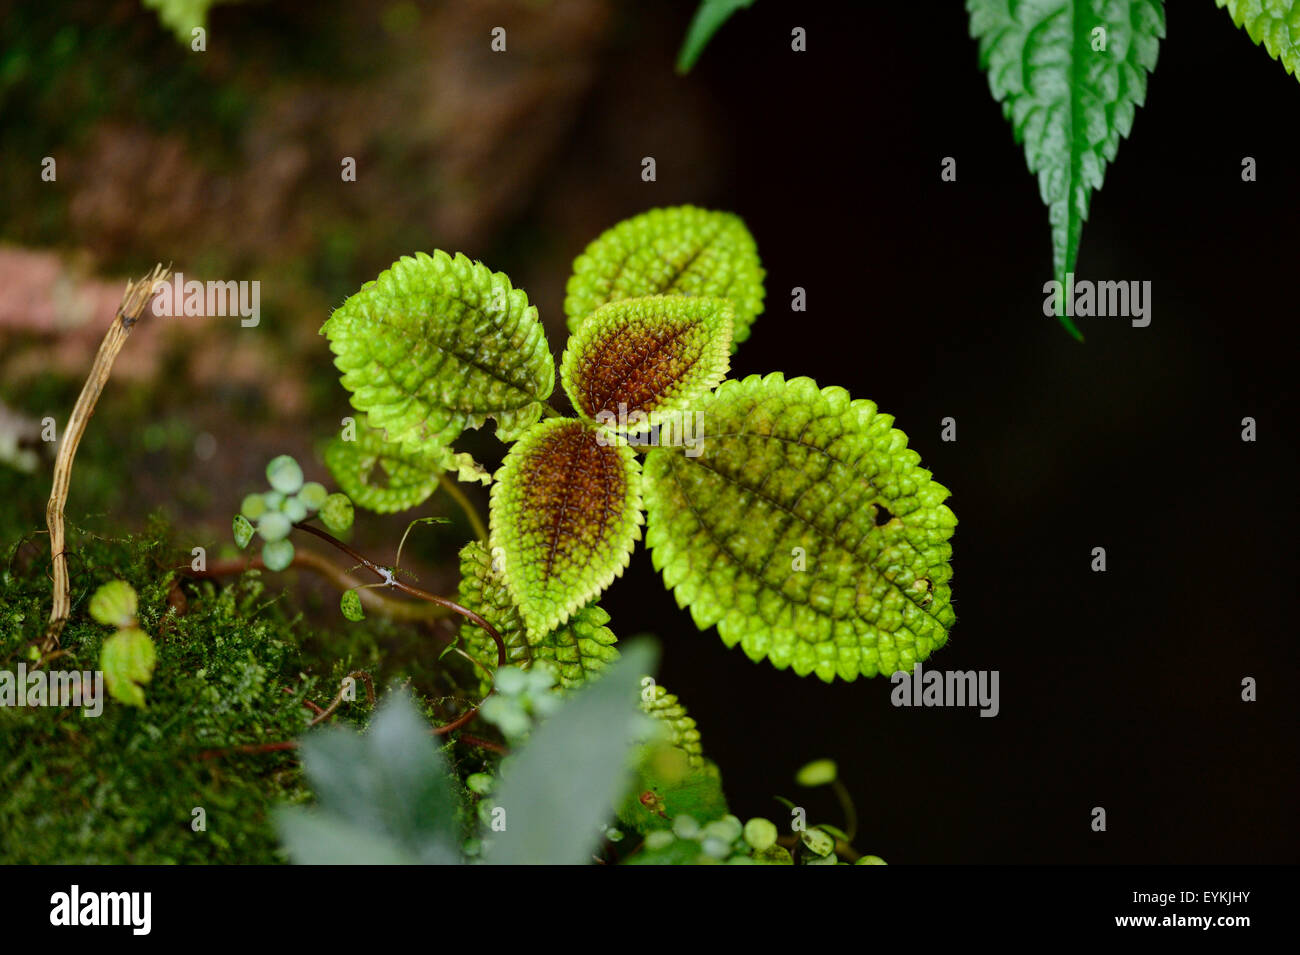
589 0 1299 864
3 0 1295 864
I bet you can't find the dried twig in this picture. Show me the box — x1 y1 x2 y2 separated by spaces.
43 264 170 651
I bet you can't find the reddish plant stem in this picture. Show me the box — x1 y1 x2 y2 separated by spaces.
457 734 508 755
293 522 505 667
196 524 506 759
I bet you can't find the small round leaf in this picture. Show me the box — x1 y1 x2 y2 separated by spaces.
261 539 295 572
320 493 354 533
88 580 138 628
266 455 304 494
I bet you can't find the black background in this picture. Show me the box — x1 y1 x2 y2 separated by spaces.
578 0 1299 864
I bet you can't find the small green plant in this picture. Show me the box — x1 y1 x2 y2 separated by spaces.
89 580 156 707
319 205 957 684
278 641 886 865
233 455 353 572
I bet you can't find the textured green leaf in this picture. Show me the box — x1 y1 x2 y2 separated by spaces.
490 419 644 638
456 541 620 692
324 417 480 517
560 295 733 433
642 373 956 683
1217 0 1300 80
321 251 555 461
564 206 765 350
639 681 704 768
968 0 1165 340
100 627 156 707
618 681 726 835
677 0 758 73
484 639 658 865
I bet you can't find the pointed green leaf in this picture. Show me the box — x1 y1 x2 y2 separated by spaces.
490 419 644 638
321 251 555 460
560 295 733 433
642 373 957 683
325 416 485 517
1216 0 1300 81
967 0 1165 340
677 0 758 73
283 691 462 865
456 540 620 692
484 639 659 865
564 206 765 350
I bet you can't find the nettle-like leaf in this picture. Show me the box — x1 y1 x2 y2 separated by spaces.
490 419 644 638
1217 0 1300 81
642 373 956 683
967 0 1165 340
456 541 620 692
560 295 733 434
321 251 555 466
325 416 483 516
564 206 765 350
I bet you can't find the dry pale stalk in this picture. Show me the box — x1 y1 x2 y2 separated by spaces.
42 264 170 652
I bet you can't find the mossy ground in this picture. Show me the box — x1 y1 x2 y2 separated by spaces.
0 515 483 864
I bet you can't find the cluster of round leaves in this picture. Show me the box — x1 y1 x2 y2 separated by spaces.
477 663 564 742
88 580 156 708
231 455 354 571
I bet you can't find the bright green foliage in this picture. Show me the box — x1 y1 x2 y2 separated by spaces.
639 680 703 767
619 680 727 835
1217 0 1300 80
490 419 644 638
795 758 838 787
325 419 473 516
340 590 364 622
278 692 463 865
743 817 778 851
100 627 157 708
88 580 137 628
560 295 734 433
677 0 758 73
232 514 255 549
564 206 765 350
642 373 956 682
967 0 1165 340
321 251 555 465
319 493 354 533
456 541 619 692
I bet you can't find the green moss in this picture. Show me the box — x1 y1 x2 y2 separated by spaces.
0 520 481 863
